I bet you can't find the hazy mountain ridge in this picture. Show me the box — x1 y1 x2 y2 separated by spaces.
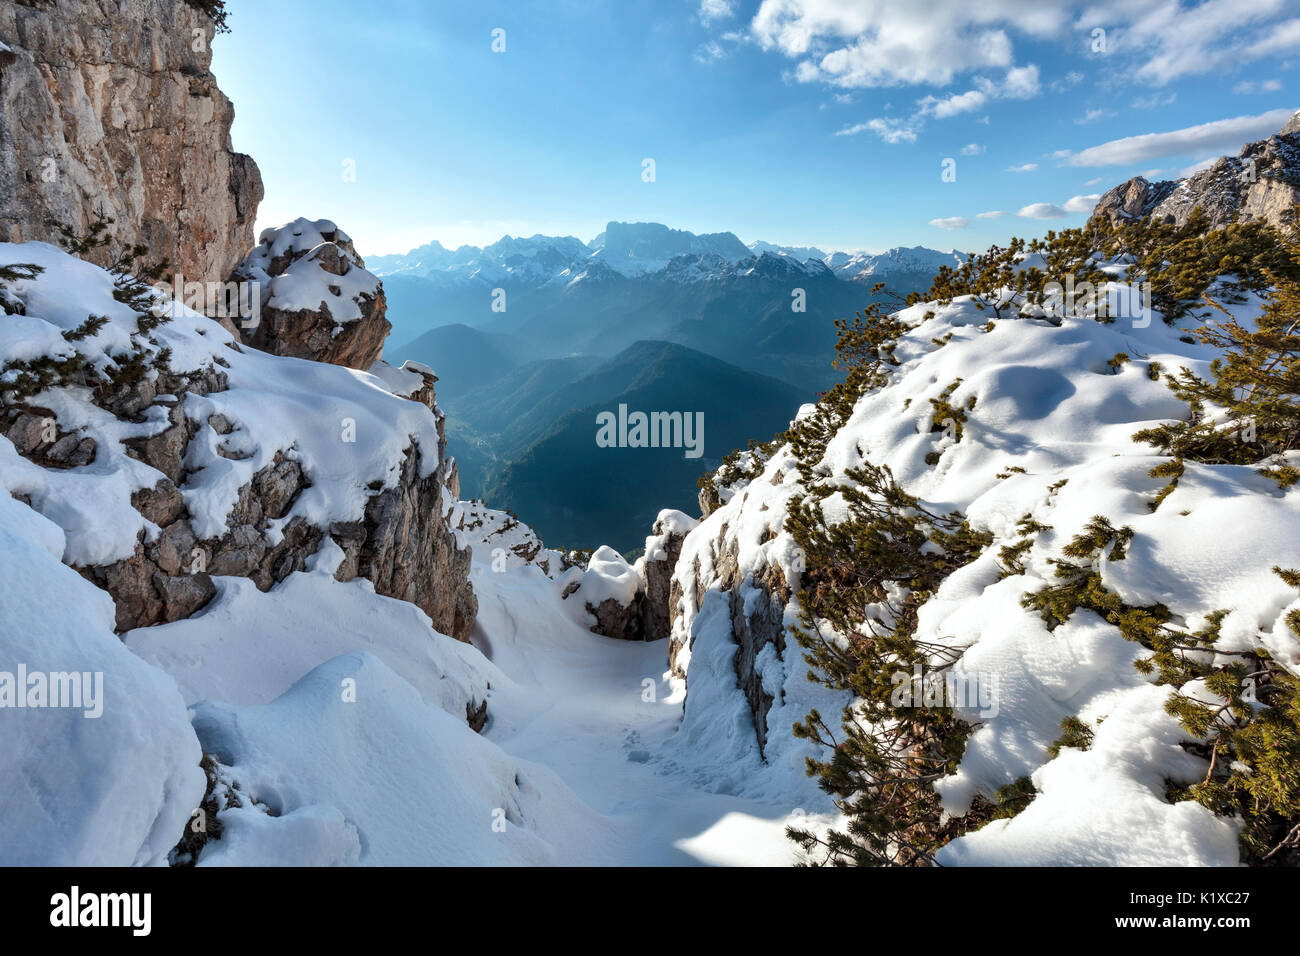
370 219 965 290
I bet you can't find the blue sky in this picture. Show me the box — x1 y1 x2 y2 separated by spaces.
213 0 1300 256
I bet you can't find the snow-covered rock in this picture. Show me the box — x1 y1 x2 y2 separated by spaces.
233 218 391 369
0 239 474 638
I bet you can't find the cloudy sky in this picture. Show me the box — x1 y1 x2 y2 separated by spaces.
214 0 1300 255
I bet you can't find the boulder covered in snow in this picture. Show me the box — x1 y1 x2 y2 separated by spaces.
581 545 644 640
234 218 391 370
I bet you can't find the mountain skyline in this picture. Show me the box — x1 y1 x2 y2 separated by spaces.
210 1 1300 258
366 219 967 273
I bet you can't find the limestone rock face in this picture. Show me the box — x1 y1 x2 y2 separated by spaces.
233 219 391 370
0 0 262 282
1090 177 1179 226
588 594 644 641
336 442 478 643
1091 112 1300 231
639 509 697 641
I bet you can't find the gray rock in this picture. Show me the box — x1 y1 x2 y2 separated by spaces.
1091 115 1300 231
153 571 216 623
131 479 185 527
0 0 262 282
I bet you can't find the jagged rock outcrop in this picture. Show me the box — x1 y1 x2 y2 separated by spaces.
233 218 391 369
1091 110 1300 230
588 594 643 641
1089 176 1179 225
0 0 262 281
331 442 477 642
639 509 697 641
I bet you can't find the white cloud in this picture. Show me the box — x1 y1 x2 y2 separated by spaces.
1050 70 1085 93
997 64 1041 99
1059 108 1296 167
1243 16 1300 58
694 40 727 64
1083 176 1103 185
1077 108 1110 124
929 216 970 230
749 1 1300 96
1232 78 1283 94
1076 0 1300 86
1131 91 1177 110
918 89 987 119
1006 162 1039 173
1063 194 1101 213
976 210 1007 218
836 116 919 143
751 1 1045 88
960 143 985 156
1018 202 1067 219
699 0 735 26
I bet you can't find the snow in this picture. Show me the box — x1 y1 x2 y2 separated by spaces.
643 508 698 562
190 652 606 865
123 568 498 720
664 266 1300 865
464 537 840 864
0 494 204 866
0 241 441 562
3 231 1296 867
236 218 380 324
937 685 1240 866
581 545 641 607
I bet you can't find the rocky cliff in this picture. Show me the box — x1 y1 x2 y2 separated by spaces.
0 0 261 282
1091 110 1300 230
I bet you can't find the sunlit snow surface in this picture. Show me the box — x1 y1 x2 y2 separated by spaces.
1 242 1297 865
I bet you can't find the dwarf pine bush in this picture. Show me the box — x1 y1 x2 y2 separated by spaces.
2 223 176 404
1023 517 1300 865
1135 212 1300 491
784 461 997 865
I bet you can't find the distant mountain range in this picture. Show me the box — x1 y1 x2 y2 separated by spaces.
378 222 966 550
369 221 964 290
376 221 965 380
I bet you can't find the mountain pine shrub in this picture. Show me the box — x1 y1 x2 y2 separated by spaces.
1024 518 1300 864
1135 211 1300 489
183 0 230 33
783 459 997 865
